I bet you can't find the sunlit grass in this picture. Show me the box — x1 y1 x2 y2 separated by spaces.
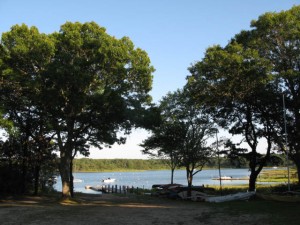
257 169 297 182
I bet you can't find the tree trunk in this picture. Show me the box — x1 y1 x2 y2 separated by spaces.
248 172 258 192
170 168 174 184
70 159 74 197
21 143 28 194
33 165 40 195
59 150 72 198
248 151 258 192
186 169 193 197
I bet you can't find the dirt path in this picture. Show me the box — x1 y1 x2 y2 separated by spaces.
0 193 267 225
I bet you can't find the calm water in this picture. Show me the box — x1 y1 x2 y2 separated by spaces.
54 168 261 194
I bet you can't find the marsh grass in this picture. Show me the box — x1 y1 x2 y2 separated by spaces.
258 169 297 183
205 168 298 194
207 183 299 195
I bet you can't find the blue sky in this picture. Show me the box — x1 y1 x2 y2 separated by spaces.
1 0 299 158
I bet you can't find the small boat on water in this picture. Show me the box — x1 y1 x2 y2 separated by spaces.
102 178 116 183
73 178 83 183
212 176 233 180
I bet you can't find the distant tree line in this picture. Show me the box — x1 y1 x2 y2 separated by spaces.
73 158 170 171
72 156 286 172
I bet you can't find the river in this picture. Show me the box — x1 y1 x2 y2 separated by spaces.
54 168 269 194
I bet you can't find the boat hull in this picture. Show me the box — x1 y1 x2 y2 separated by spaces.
204 192 255 203
102 178 116 183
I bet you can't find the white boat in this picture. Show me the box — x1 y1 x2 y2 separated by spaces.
102 178 116 183
85 185 103 194
212 176 233 180
73 178 83 183
204 191 256 203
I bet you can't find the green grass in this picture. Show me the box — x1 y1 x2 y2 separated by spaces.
258 169 298 183
211 198 300 225
202 180 300 225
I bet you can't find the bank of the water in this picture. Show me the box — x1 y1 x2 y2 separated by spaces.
73 167 248 173
73 169 148 173
56 168 286 193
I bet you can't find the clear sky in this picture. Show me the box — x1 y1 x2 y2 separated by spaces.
1 0 299 159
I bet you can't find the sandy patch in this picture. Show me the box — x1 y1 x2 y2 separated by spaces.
0 194 268 225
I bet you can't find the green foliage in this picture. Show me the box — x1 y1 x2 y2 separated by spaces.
73 157 258 172
0 21 155 197
141 89 216 187
250 6 300 182
186 6 300 189
73 157 241 172
72 158 170 172
0 136 58 195
192 45 273 151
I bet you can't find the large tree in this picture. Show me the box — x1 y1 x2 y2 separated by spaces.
187 42 279 191
0 24 57 194
142 89 214 189
0 22 154 198
249 6 300 183
172 90 215 190
187 6 300 190
141 122 184 184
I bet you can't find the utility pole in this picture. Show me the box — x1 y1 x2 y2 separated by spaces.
283 94 291 191
216 130 222 195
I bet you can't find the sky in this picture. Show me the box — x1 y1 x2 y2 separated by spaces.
1 0 299 159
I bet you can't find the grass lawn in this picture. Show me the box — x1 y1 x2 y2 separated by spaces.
210 197 300 225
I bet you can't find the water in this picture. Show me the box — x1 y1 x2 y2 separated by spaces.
54 168 257 194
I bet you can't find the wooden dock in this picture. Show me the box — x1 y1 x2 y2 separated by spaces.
85 184 141 194
212 177 249 181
